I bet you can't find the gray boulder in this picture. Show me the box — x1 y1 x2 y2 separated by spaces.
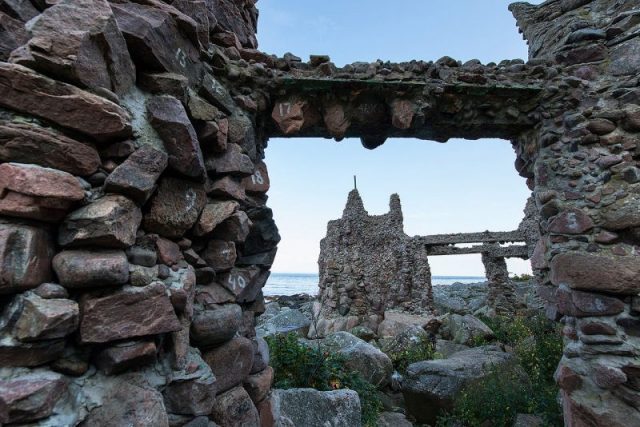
377 411 413 427
433 282 488 314
320 331 392 387
401 345 515 425
269 388 361 427
256 308 311 337
438 313 494 346
379 325 431 358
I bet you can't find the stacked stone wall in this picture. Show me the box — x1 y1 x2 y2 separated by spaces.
0 0 279 425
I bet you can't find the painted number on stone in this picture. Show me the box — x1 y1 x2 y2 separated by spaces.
228 274 247 291
175 48 187 68
278 103 291 117
251 170 264 185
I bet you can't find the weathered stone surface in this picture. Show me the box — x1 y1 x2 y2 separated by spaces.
126 246 157 267
194 200 238 236
95 340 156 375
147 95 206 179
390 99 414 129
12 0 135 94
199 73 235 115
212 211 251 243
0 12 29 61
256 308 311 338
380 325 430 356
203 336 254 393
191 304 242 347
201 240 236 272
0 371 67 424
271 99 318 135
211 385 259 427
205 143 254 176
320 331 393 387
551 252 640 294
0 337 65 367
186 89 218 121
53 250 129 289
80 283 180 343
439 313 495 346
171 0 210 49
402 346 515 425
548 209 594 234
144 177 206 238
0 121 101 176
323 103 350 139
0 163 85 222
104 145 168 204
82 380 169 427
268 388 361 427
14 293 79 341
556 285 625 317
243 366 273 404
601 193 640 230
59 195 142 248
138 72 188 99
207 175 246 200
242 161 270 194
377 412 413 427
111 1 202 84
219 267 268 303
33 283 68 299
0 221 54 294
155 236 183 266
164 350 217 416
0 63 132 141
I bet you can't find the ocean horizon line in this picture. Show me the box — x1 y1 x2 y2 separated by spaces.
269 272 486 279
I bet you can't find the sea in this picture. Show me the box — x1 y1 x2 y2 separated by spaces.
264 272 486 297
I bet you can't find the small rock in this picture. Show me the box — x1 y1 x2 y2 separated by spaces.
95 340 157 375
203 336 254 393
211 385 260 426
194 201 239 237
53 250 129 289
14 293 79 342
268 388 361 427
191 304 242 347
0 371 67 424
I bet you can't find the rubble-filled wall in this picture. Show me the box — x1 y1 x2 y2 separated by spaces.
0 0 280 425
0 0 638 425
314 190 432 337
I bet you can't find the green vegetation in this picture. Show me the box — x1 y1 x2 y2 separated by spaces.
510 273 533 281
266 333 383 427
437 315 563 427
385 334 438 374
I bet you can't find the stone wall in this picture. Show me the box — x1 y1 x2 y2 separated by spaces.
0 0 639 425
0 0 279 425
314 190 432 337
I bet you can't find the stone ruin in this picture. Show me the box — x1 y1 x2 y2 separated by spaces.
314 190 432 337
0 0 637 425
315 191 539 334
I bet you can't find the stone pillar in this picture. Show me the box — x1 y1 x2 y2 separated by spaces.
511 1 640 424
481 247 517 315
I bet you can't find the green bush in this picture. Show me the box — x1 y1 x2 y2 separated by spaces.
437 315 563 427
266 333 383 427
510 273 533 281
386 335 438 374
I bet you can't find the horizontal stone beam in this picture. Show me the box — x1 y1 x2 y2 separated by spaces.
425 243 529 259
266 77 543 144
419 230 525 245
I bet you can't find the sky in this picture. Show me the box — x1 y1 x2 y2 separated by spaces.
256 0 544 276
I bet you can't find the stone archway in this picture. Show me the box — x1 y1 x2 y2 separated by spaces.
0 0 638 425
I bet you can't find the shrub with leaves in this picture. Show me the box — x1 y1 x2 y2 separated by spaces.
437 314 563 426
386 334 438 374
266 333 383 426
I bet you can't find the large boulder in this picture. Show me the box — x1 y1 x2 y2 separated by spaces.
82 380 169 427
79 283 181 343
256 308 311 337
0 121 100 176
58 195 142 248
104 145 168 204
320 331 393 387
13 293 79 341
0 221 54 294
147 95 206 179
143 177 206 239
0 163 85 222
0 62 132 141
202 336 254 393
211 385 259 427
268 388 361 427
401 346 515 425
53 250 129 289
0 371 67 424
190 304 242 347
12 0 135 94
438 313 494 346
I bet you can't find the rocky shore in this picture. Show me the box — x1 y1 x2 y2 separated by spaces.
258 279 552 426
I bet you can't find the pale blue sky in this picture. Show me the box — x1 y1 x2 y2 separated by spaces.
257 0 543 276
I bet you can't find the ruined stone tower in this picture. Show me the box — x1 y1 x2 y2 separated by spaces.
314 190 432 337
